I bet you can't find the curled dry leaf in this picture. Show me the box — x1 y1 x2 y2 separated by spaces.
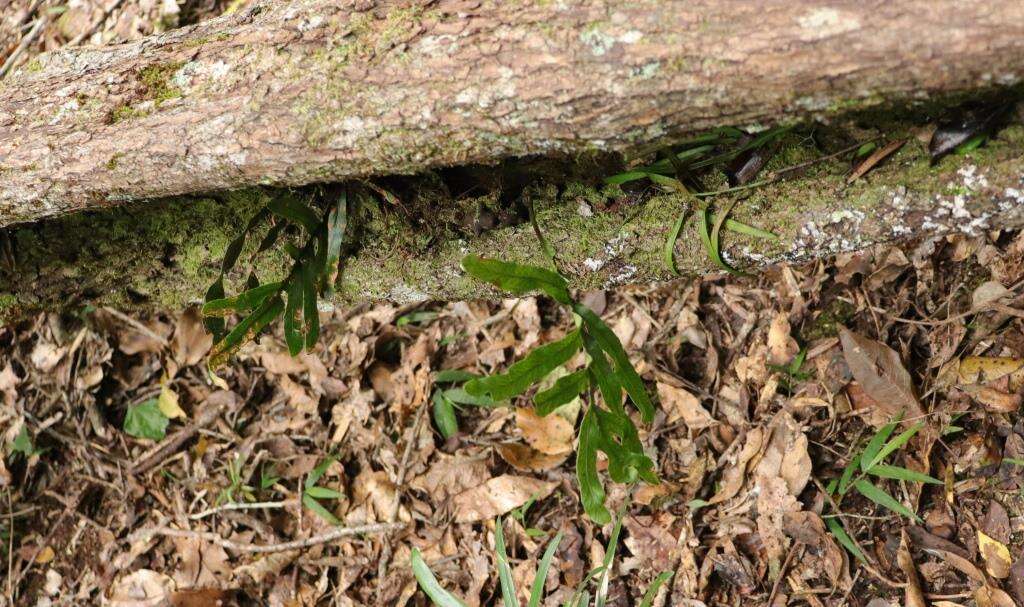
452 475 556 523
972 280 1012 309
495 443 570 472
959 384 1021 413
897 530 927 607
103 569 174 607
767 313 799 366
977 531 1012 579
657 383 716 430
839 326 924 423
976 585 1017 607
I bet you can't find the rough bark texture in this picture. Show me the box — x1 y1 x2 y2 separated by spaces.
2 119 1022 320
2 0 1023 226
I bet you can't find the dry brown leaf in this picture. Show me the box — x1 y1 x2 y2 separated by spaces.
982 500 1011 544
767 313 799 366
708 428 764 505
839 326 924 423
516 408 574 455
897 530 927 607
104 569 174 607
959 384 1022 413
978 531 1012 579
958 356 1024 391
972 280 1012 309
171 307 212 367
656 383 716 429
976 585 1017 607
234 551 299 584
495 443 569 472
452 475 556 523
410 454 490 502
622 513 679 573
847 139 905 184
754 411 812 496
927 548 986 584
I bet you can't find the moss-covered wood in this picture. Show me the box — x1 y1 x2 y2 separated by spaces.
2 117 1022 320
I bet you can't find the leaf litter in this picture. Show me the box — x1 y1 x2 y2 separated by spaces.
6 231 1024 604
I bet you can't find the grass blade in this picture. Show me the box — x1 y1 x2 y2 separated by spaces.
411 548 467 607
722 217 778 241
595 510 625 607
639 572 673 607
528 531 564 607
202 281 283 317
209 294 284 368
268 192 320 233
432 391 458 439
854 479 921 522
284 276 304 356
323 191 347 295
861 420 899 472
868 422 923 470
301 260 320 349
837 452 861 495
868 465 942 485
302 493 341 526
465 330 582 401
709 198 743 276
664 210 687 276
825 517 866 563
494 519 518 607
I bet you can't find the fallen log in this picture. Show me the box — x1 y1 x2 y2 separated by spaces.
1 116 1022 319
2 0 1024 226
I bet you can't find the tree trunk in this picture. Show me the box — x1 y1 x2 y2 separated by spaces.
2 0 1023 226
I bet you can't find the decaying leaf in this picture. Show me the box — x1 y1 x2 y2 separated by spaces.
958 356 1024 390
976 585 1017 607
495 443 570 472
978 531 1012 579
104 569 174 607
767 313 799 366
657 383 716 430
452 475 556 523
839 326 924 423
516 408 574 455
972 280 1012 309
897 530 927 607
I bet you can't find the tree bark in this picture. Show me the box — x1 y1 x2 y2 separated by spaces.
2 0 1023 226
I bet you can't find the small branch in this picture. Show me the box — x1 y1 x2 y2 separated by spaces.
0 15 48 80
134 521 407 553
189 500 296 520
131 404 221 474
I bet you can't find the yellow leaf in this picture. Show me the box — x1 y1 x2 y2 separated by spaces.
35 546 55 564
158 385 186 420
978 530 1012 578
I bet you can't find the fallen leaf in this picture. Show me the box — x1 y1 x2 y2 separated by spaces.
959 384 1022 413
104 569 174 607
972 281 1012 309
978 531 1012 578
976 585 1017 607
958 356 1024 391
847 139 905 184
897 530 927 607
158 384 187 420
233 551 298 584
452 475 556 523
171 307 212 367
31 341 65 372
767 314 799 366
657 383 716 430
516 408 574 455
839 326 924 423
495 443 570 472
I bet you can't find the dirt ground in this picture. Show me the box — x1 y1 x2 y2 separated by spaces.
4 2 1024 607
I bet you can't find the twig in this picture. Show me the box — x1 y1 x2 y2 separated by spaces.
376 397 431 591
133 522 406 553
767 544 801 607
102 307 170 348
189 500 296 520
0 15 48 80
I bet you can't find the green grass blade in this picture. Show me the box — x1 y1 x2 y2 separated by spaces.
709 199 743 276
302 493 341 526
861 420 899 472
268 192 320 233
209 294 284 368
837 453 861 495
202 281 284 317
721 218 778 241
464 330 582 401
574 305 654 422
284 275 304 356
528 531 564 607
495 519 519 607
868 422 923 471
304 486 343 499
664 211 687 276
577 409 610 524
322 191 347 295
442 387 498 408
461 255 571 305
595 511 625 607
853 479 921 522
867 465 942 485
411 548 467 607
432 391 459 439
825 517 866 563
301 260 320 349
534 369 589 416
434 369 478 384
639 572 673 607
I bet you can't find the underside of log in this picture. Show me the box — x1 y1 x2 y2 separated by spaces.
1 113 1022 320
2 0 1023 226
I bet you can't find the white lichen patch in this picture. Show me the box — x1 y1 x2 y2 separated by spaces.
796 7 861 41
49 98 80 125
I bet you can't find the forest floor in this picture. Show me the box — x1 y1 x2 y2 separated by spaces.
4 2 1024 607
4 230 1024 606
